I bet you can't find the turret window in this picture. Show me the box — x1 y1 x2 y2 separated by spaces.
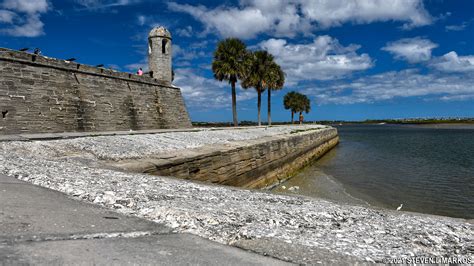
162 39 168 54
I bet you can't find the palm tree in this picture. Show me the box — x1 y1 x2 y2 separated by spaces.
266 62 285 126
283 91 311 124
212 38 249 127
297 94 311 124
242 50 275 126
284 91 298 124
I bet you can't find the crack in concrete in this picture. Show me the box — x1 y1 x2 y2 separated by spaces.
2 230 169 244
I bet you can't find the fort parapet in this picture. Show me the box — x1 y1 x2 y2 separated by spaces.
0 47 191 134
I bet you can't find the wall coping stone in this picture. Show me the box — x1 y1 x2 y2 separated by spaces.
0 47 177 90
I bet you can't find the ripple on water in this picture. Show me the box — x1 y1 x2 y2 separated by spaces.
274 124 474 219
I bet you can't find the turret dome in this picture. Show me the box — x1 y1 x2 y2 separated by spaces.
149 26 172 39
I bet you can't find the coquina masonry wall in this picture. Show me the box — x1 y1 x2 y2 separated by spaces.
0 48 191 134
113 127 339 189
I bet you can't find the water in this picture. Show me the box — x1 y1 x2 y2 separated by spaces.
275 124 474 219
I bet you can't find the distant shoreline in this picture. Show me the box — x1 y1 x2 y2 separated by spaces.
330 121 474 125
332 122 474 130
402 123 474 129
192 119 474 127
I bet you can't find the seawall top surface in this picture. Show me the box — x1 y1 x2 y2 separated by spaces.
0 125 335 160
0 125 333 142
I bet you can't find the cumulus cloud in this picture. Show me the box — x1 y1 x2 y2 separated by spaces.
382 37 438 63
305 69 474 104
167 2 274 39
168 0 432 39
430 51 474 73
300 0 432 29
0 0 49 37
258 36 373 84
3 14 45 37
174 68 255 109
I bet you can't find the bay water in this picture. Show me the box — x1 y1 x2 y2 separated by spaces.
274 124 474 219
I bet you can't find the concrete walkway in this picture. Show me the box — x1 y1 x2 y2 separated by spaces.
0 174 290 265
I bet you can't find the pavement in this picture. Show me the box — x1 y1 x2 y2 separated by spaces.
0 174 290 265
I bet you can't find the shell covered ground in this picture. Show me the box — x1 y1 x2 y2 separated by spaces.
0 126 472 264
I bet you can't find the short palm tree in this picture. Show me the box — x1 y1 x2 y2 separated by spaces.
283 91 311 124
266 62 285 126
297 95 311 124
212 38 249 127
242 50 275 126
284 91 298 124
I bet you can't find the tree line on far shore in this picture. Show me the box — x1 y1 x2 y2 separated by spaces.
212 38 311 126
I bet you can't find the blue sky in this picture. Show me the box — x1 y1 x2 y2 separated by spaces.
1 0 473 122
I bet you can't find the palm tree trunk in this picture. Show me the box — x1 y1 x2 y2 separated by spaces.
291 111 294 124
257 90 262 126
299 112 303 125
231 81 238 127
267 89 271 126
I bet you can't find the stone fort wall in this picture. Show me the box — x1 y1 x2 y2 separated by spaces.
0 48 192 134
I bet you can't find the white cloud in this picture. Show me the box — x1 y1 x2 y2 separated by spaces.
176 25 193 37
3 14 44 37
2 0 48 14
174 68 255 109
75 0 140 9
168 2 273 39
382 37 438 63
168 0 432 39
430 51 474 73
136 14 146 26
258 36 373 84
0 0 49 37
124 61 147 72
173 43 208 63
305 69 474 104
445 24 467 32
445 19 471 32
381 40 474 72
135 14 165 28
300 0 432 29
0 9 16 23
439 94 474 101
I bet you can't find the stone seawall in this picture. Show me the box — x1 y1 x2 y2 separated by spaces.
0 48 191 134
113 127 339 189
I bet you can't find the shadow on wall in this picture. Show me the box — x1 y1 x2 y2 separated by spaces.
123 95 139 130
73 88 96 132
72 73 96 132
153 89 166 127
